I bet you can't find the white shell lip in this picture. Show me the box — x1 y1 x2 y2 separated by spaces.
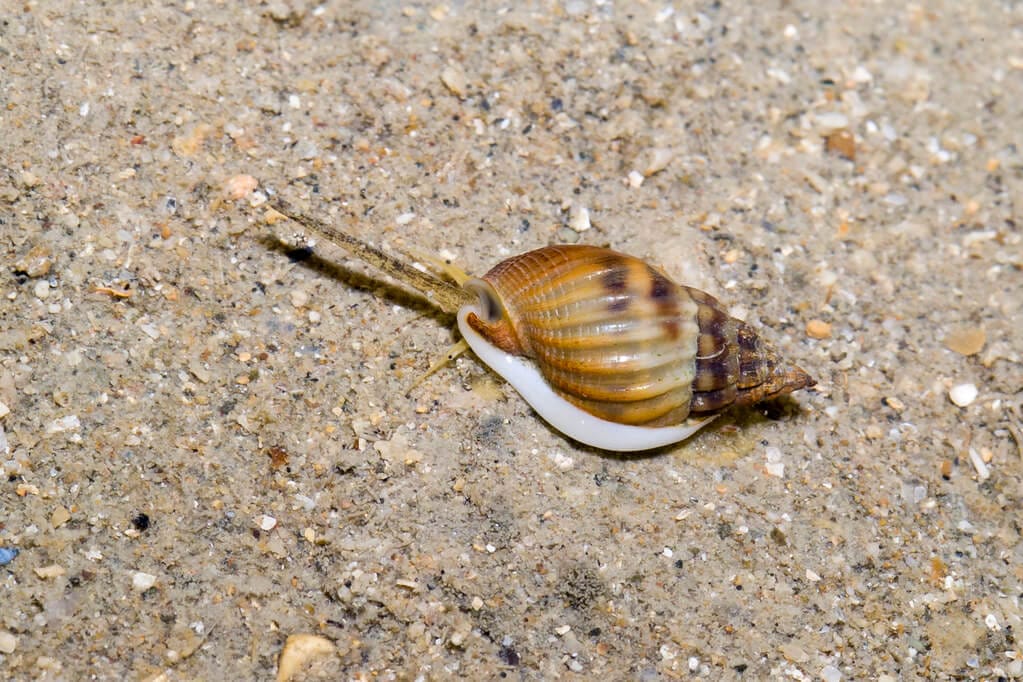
457 305 716 453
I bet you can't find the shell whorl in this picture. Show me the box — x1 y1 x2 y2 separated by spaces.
464 245 814 429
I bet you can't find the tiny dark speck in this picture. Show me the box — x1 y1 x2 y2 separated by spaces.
550 97 563 112
498 645 520 666
132 513 151 531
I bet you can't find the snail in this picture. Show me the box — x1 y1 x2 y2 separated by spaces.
265 198 815 452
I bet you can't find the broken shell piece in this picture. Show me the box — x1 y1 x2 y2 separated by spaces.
13 244 54 278
642 147 675 176
224 174 259 200
948 383 978 407
277 634 337 682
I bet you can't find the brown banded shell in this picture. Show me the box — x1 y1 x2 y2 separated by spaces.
463 245 814 428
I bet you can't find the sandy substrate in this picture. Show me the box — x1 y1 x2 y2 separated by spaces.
2 2 1022 680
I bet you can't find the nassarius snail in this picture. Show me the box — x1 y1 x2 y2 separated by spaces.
266 199 815 452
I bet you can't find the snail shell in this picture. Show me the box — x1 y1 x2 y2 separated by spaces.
456 245 814 451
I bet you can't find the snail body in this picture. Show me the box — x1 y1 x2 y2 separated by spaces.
457 245 814 451
267 200 815 452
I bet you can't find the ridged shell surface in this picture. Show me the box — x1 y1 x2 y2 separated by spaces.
468 245 701 427
464 245 816 430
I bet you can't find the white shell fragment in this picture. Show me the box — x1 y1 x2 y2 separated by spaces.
569 205 591 232
0 630 17 654
815 111 850 134
948 383 978 407
440 65 468 97
643 147 675 176
968 448 990 481
46 415 81 434
132 571 157 591
764 446 785 478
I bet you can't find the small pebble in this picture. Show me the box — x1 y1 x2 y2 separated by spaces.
139 323 160 340
34 564 66 579
806 319 832 339
19 170 40 188
626 170 645 188
258 514 278 531
14 244 54 278
34 280 51 299
223 174 259 200
547 450 575 471
0 401 9 419
50 506 71 529
948 383 978 407
277 634 336 682
132 571 157 591
0 547 19 566
883 396 905 412
825 129 856 160
764 446 784 478
46 415 81 434
820 664 842 682
780 643 809 662
815 112 849 134
440 65 467 97
943 327 985 356
967 448 990 481
642 147 674 176
290 289 309 308
0 630 17 654
569 205 591 232
556 226 580 243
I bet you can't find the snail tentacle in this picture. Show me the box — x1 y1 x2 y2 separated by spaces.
267 198 475 314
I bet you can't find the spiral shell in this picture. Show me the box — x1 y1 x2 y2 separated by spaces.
459 245 814 443
264 200 814 452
